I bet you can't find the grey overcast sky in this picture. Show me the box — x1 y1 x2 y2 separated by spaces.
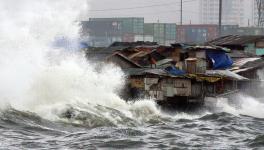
88 0 200 24
87 0 253 25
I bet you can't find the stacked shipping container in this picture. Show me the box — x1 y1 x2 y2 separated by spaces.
82 17 264 47
84 18 144 46
144 23 177 45
221 25 264 37
165 24 177 45
176 25 218 44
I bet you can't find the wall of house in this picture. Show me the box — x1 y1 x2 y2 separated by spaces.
256 48 264 56
244 41 264 56
162 78 192 97
191 82 203 98
195 51 207 73
256 40 264 56
244 43 256 55
171 48 181 62
185 51 207 74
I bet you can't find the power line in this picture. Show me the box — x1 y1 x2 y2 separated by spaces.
89 9 199 18
89 0 198 12
90 8 199 17
127 9 199 16
105 9 200 21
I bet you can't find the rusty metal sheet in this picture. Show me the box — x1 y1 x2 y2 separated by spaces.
130 78 144 88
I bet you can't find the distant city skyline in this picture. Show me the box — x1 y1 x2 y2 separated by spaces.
200 0 245 26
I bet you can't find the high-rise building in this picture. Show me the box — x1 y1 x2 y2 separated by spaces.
199 0 245 26
252 0 264 27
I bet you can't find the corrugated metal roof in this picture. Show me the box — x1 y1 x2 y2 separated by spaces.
124 68 168 76
231 58 264 73
233 68 254 74
86 46 129 55
233 58 261 67
110 41 158 47
156 59 173 66
171 43 231 52
206 70 248 81
229 50 252 58
85 46 128 62
207 35 264 46
108 53 142 68
186 45 231 52
128 51 150 59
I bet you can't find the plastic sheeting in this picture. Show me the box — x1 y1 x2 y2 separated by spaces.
165 66 186 76
207 51 233 70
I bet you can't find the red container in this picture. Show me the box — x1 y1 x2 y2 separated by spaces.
176 25 219 43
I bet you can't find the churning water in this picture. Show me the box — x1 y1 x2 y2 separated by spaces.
0 0 264 149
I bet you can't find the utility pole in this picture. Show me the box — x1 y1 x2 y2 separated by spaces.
180 0 183 25
218 0 222 37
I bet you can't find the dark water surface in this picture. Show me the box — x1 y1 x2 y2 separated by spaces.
0 106 264 150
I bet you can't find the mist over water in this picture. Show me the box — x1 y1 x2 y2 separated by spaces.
0 0 83 108
210 94 264 119
0 0 165 126
0 0 264 149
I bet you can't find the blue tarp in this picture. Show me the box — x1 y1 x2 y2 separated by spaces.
207 51 233 70
165 66 186 76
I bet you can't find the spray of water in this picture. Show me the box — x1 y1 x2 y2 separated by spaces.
220 69 264 118
211 95 263 118
0 0 85 106
209 78 264 119
0 0 168 127
1 0 263 128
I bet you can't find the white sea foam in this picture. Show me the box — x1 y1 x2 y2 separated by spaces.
208 94 264 119
215 69 264 118
1 0 263 126
0 0 170 125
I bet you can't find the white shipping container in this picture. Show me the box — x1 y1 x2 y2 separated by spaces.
143 35 154 42
134 35 144 42
111 36 122 42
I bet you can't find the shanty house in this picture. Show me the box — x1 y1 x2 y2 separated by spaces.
170 44 233 74
124 68 204 104
85 41 257 104
207 35 264 56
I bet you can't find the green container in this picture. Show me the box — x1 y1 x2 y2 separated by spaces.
144 23 176 45
118 18 144 34
165 24 176 40
89 17 144 35
154 23 165 39
132 18 144 34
